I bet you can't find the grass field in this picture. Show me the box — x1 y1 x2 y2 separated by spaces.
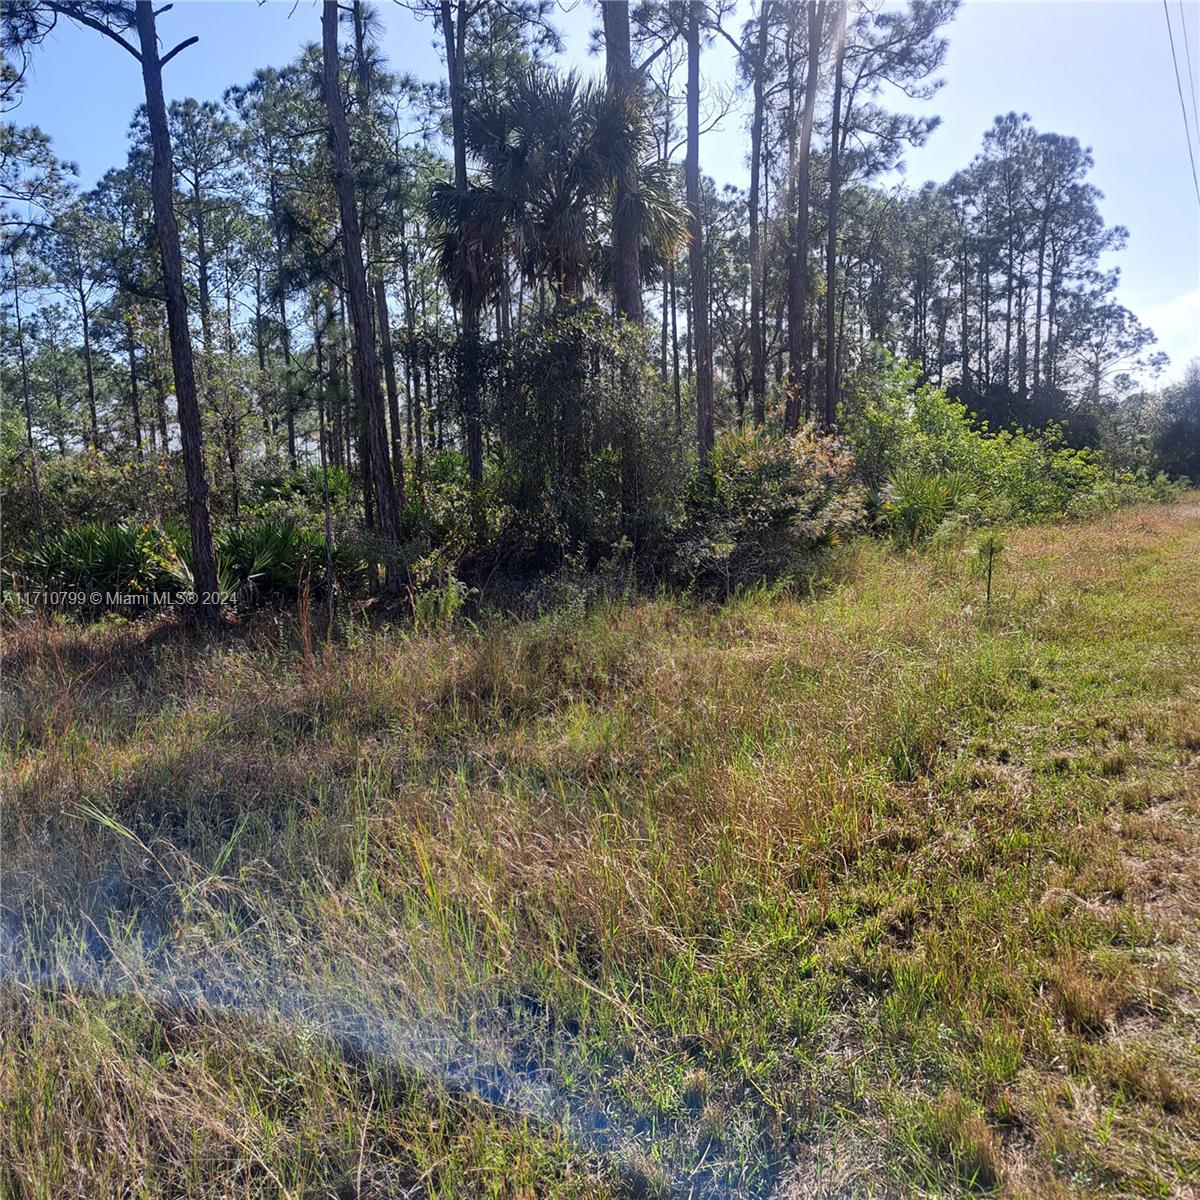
2 498 1198 1199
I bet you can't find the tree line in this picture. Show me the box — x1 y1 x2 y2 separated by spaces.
2 0 1191 619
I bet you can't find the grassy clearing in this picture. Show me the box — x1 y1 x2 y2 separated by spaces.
2 499 1198 1199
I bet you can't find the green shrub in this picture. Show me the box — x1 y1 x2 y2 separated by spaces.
409 573 470 630
19 519 357 612
405 449 501 549
2 451 186 550
241 466 356 553
845 359 1181 527
250 464 353 509
216 521 322 596
488 306 685 570
1150 363 1200 481
23 522 177 597
185 520 358 601
669 427 864 592
884 469 982 547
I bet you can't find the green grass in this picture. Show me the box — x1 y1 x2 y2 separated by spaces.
2 499 1198 1198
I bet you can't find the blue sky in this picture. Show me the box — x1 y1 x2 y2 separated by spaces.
12 0 1200 377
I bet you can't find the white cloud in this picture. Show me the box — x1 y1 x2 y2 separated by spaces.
1137 287 1200 383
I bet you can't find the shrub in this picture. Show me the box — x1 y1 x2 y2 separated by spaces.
846 359 1182 528
408 572 470 630
669 427 864 592
487 305 685 570
1150 362 1200 481
2 451 186 550
250 464 353 509
22 522 177 598
181 520 364 602
884 469 982 547
405 449 499 549
240 466 356 553
18 519 357 612
215 521 327 596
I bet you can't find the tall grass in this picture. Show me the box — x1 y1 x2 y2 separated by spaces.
2 499 1198 1198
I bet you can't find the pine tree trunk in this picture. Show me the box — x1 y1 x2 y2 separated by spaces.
687 3 714 465
1017 275 1029 406
1045 250 1061 391
372 258 404 484
280 289 296 469
253 268 274 454
222 280 241 517
350 4 406 491
11 256 36 453
80 291 99 448
980 198 991 388
1003 256 1014 391
439 0 482 485
823 1 847 428
10 252 43 522
153 325 170 450
604 0 642 322
661 270 670 380
134 0 219 620
670 260 681 438
321 0 402 572
959 226 970 391
125 316 144 458
314 309 337 631
398 200 421 486
265 178 296 468
788 0 826 430
1032 211 1050 401
191 183 212 349
748 1 771 425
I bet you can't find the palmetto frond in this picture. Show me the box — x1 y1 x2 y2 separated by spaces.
629 159 690 266
429 64 679 302
426 181 509 315
597 159 690 289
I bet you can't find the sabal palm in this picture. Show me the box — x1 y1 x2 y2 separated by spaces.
428 67 685 309
598 157 689 292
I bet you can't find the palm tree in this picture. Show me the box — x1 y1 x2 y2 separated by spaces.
597 157 689 300
426 67 686 505
424 179 507 510
429 67 686 309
